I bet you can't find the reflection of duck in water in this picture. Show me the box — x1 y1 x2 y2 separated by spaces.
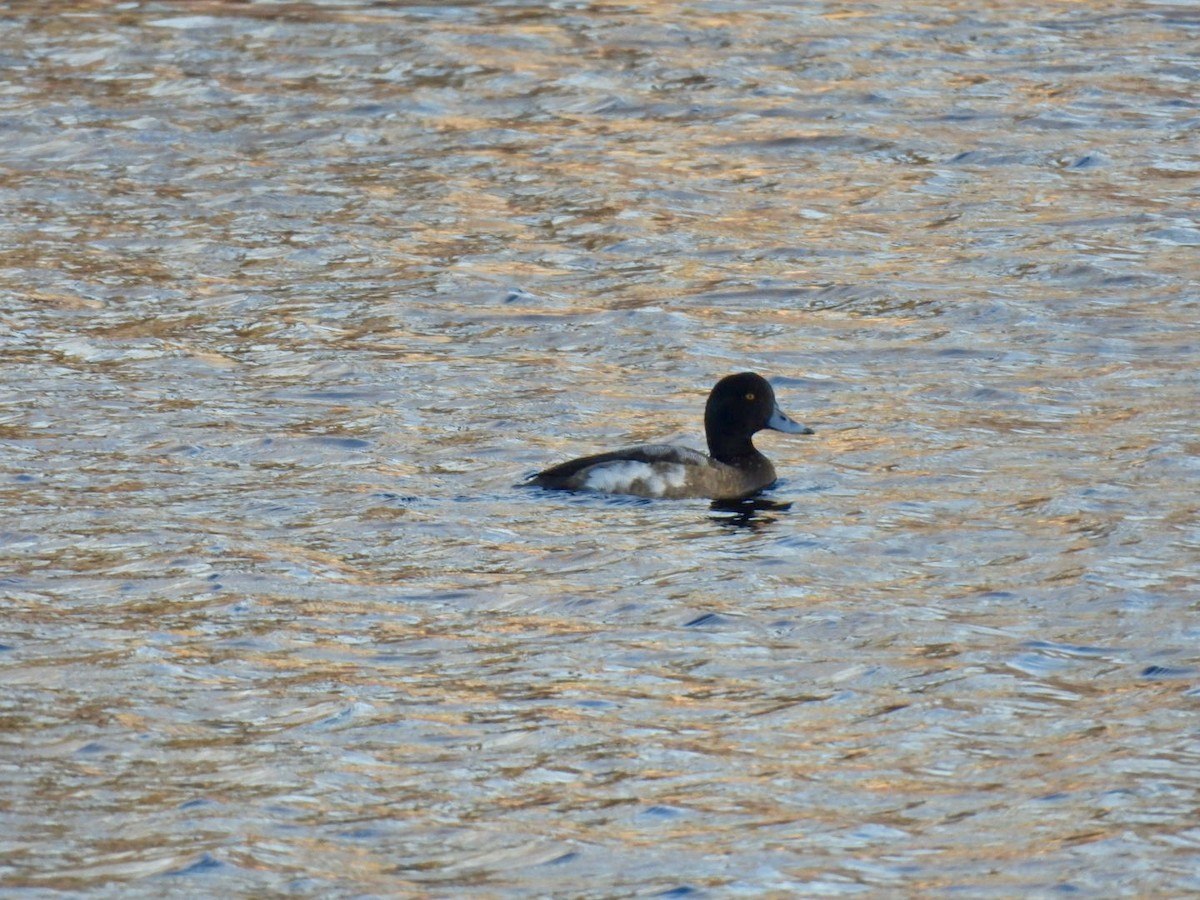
529 373 812 500
710 497 794 531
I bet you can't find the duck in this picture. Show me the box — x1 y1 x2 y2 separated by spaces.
528 372 813 500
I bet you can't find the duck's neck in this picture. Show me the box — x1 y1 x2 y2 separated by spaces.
707 433 762 466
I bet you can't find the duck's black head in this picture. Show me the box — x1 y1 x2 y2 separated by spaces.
703 372 812 462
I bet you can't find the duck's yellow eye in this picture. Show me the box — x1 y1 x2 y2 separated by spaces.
745 392 755 401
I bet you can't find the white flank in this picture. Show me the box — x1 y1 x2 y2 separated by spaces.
582 461 688 497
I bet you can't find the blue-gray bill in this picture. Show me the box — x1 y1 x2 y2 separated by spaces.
768 404 813 435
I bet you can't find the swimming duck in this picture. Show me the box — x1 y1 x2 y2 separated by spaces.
529 372 812 500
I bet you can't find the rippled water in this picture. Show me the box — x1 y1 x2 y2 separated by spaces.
2 1 1199 895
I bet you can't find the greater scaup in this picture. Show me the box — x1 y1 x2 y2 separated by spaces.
529 372 813 500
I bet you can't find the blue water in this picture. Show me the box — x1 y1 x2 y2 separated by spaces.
2 2 1198 896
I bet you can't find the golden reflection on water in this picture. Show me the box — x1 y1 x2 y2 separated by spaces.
2 0 1199 895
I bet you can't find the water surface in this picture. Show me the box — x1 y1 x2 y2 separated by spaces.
2 1 1198 895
